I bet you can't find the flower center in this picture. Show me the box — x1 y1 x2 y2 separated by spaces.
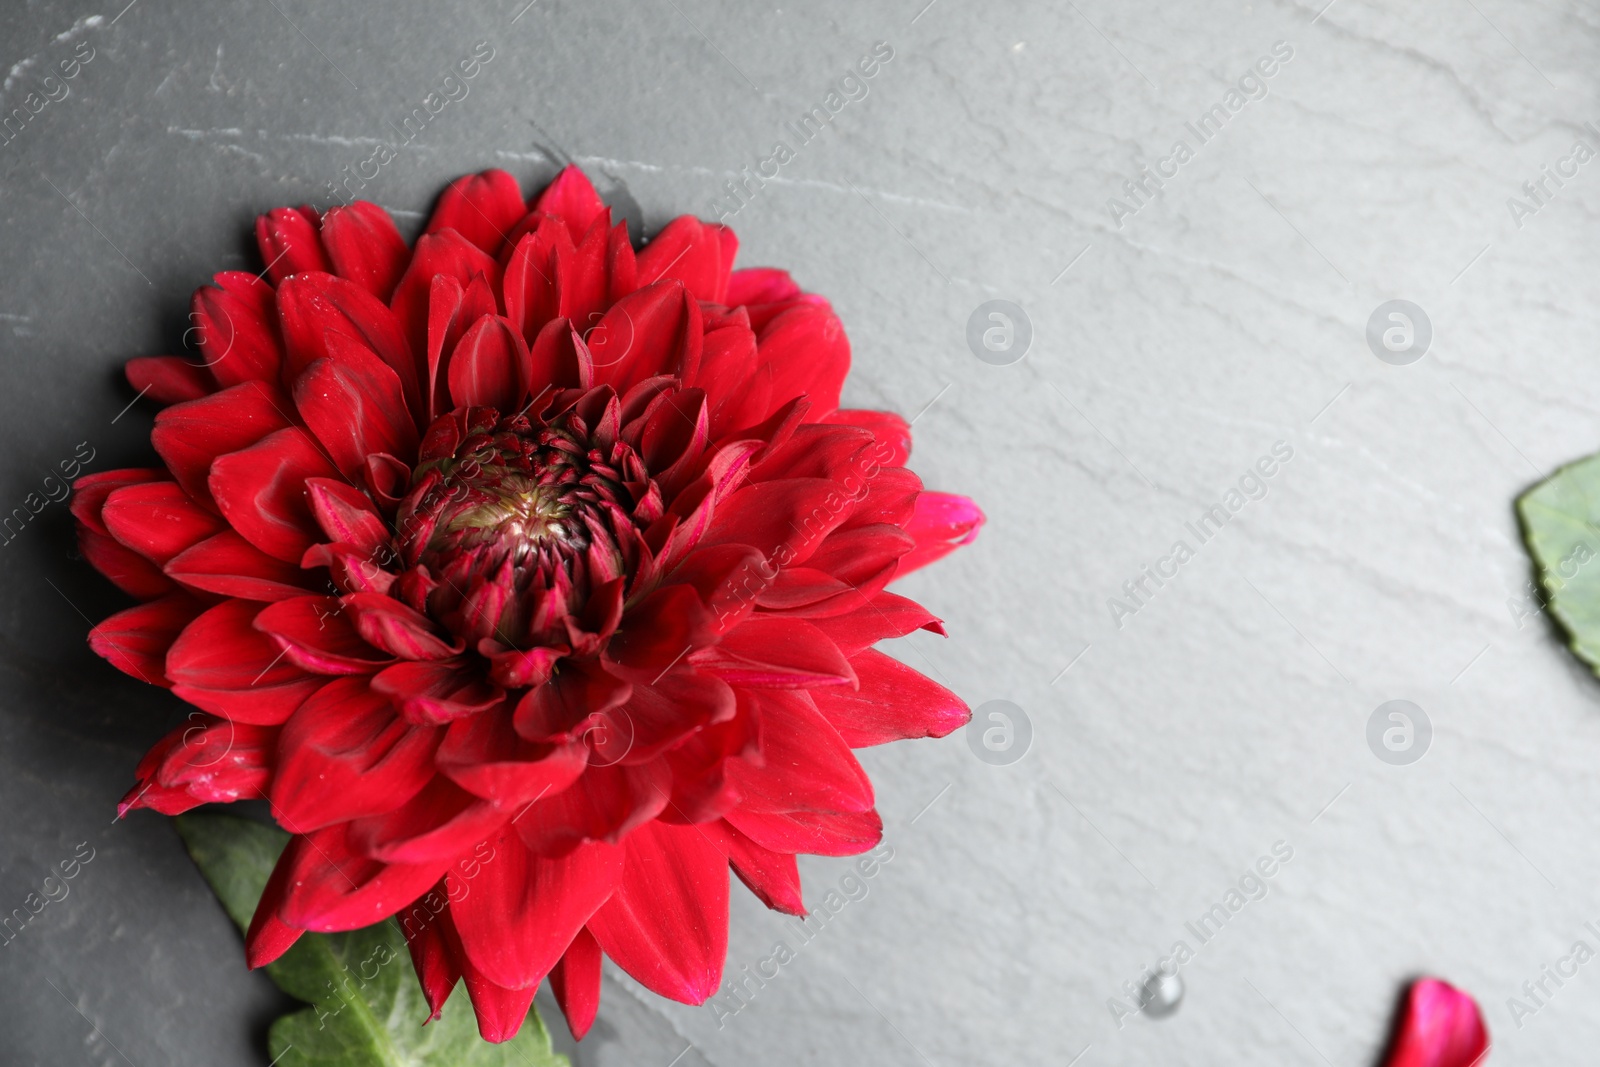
433 471 590 567
391 403 651 650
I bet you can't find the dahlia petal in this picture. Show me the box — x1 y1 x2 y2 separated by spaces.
849 465 923 529
813 649 970 747
607 219 638 302
346 593 462 661
723 807 883 857
752 302 851 420
436 711 589 810
524 318 594 398
693 617 856 688
443 903 540 1043
165 529 319 601
603 583 716 683
190 272 283 389
898 491 985 577
346 777 509 865
151 381 292 510
549 926 603 1040
481 639 565 689
90 593 202 687
587 820 728 1005
657 543 768 628
748 423 874 484
320 201 409 299
254 595 394 675
424 273 500 421
293 341 419 480
702 819 806 916
513 761 671 856
726 267 802 306
246 836 306 968
167 599 311 690
256 206 329 283
363 451 414 512
276 272 420 417
692 322 760 437
391 229 503 369
447 314 531 411
641 388 710 492
74 469 179 596
1382 977 1490 1067
660 698 759 823
276 823 452 932
425 169 526 257
513 659 632 743
155 717 275 805
78 528 175 599
697 477 854 562
270 676 440 832
809 590 944 654
728 689 874 815
305 477 390 557
371 659 502 724
587 281 702 396
100 481 224 564
126 356 212 405
397 883 460 1021
172 677 326 727
503 219 570 346
823 408 912 467
750 566 854 613
556 215 611 331
813 527 915 591
532 165 609 245
612 669 736 763
209 426 340 563
72 468 167 535
450 829 622 990
636 216 736 303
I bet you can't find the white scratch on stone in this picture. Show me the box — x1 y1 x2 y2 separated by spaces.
492 152 971 214
3 15 105 94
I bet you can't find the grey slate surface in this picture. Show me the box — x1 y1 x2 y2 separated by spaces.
4 0 1600 1064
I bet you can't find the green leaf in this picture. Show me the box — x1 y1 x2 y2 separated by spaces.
174 811 569 1067
1518 451 1600 670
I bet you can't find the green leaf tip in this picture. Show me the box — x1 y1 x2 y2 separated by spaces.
173 810 569 1067
1518 450 1600 672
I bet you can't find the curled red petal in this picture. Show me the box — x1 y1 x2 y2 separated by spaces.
126 356 212 406
256 206 329 283
702 819 805 916
276 823 451 932
532 165 609 245
152 381 292 511
91 593 203 687
436 710 588 810
587 820 728 1004
425 169 526 257
549 926 603 1040
209 427 341 564
320 201 408 299
1382 977 1490 1067
449 828 621 991
812 649 970 747
269 676 440 833
897 491 984 577
165 529 319 602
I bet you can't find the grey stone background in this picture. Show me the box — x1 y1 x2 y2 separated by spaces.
2 0 1599 1063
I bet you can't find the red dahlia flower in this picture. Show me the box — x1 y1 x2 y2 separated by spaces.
77 166 983 1042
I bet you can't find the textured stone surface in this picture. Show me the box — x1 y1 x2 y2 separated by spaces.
3 0 1599 1063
